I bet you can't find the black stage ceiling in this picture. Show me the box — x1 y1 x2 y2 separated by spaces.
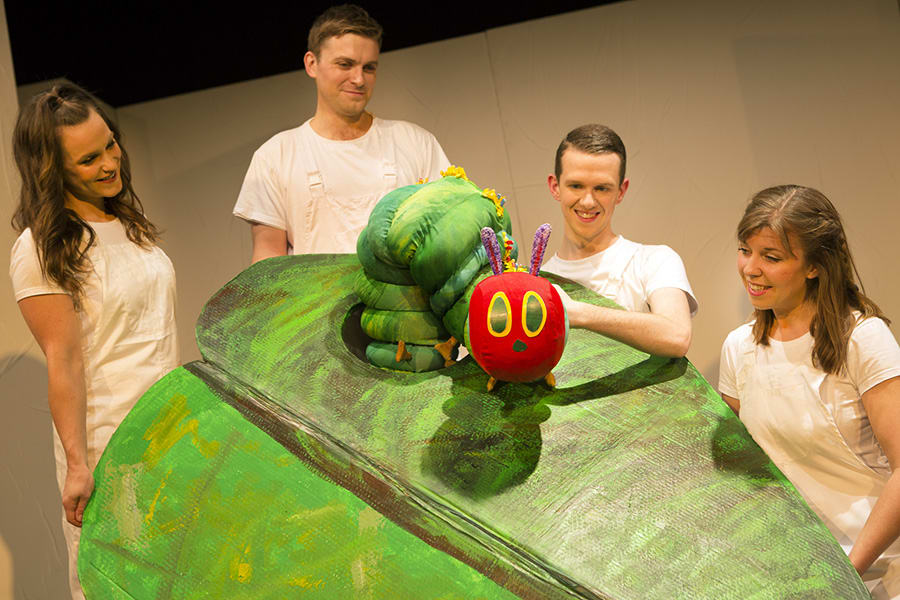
5 1 618 107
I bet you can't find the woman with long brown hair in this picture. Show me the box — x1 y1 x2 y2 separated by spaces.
9 83 178 599
719 185 900 597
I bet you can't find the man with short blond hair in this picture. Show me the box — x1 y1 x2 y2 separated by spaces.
543 124 698 357
234 4 449 261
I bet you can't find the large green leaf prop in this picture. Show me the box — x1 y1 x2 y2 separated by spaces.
79 252 870 598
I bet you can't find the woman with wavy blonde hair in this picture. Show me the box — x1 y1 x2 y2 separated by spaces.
719 185 900 598
9 83 179 599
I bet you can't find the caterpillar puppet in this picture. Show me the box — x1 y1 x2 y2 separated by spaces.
353 167 568 390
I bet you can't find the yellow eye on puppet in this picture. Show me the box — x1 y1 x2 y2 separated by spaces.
488 292 512 337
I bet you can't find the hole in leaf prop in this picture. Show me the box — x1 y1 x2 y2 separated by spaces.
467 225 568 391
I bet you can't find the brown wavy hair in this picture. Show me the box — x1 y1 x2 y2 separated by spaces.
737 185 886 374
11 83 159 308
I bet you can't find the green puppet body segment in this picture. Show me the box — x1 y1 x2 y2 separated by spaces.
353 270 430 312
356 227 415 285
360 307 448 345
355 171 515 371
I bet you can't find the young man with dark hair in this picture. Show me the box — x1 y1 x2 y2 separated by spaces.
234 4 449 261
543 124 697 357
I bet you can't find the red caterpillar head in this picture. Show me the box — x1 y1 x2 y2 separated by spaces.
467 225 567 384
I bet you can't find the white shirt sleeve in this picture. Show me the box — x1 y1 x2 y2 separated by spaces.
718 327 745 399
640 245 699 315
233 147 289 231
846 317 900 395
423 132 451 182
9 229 68 301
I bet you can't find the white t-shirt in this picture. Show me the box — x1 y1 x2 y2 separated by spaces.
233 118 450 254
719 317 900 476
541 236 698 314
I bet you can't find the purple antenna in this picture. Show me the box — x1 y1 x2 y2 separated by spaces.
481 227 503 275
529 224 552 276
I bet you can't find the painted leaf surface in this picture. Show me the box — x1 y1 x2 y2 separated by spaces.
79 366 519 599
183 254 869 599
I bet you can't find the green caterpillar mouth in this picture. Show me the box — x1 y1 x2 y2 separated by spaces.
512 339 528 352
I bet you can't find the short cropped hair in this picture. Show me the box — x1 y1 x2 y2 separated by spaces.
308 4 383 57
554 124 626 183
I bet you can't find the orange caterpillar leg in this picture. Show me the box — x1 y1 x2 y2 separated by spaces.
434 336 459 367
395 340 412 362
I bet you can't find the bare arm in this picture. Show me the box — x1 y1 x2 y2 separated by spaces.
250 223 288 263
849 376 900 574
720 393 740 415
18 294 92 527
561 287 692 358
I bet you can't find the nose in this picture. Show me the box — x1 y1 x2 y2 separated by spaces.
740 254 760 277
576 189 598 208
349 66 365 86
100 150 119 174
101 153 117 173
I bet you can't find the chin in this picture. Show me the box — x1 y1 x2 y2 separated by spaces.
747 298 772 312
102 185 123 198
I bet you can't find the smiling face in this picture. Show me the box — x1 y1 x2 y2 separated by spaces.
304 33 379 123
548 149 629 258
738 227 818 319
58 109 122 205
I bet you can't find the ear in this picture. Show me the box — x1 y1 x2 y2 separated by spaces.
547 174 561 202
304 51 318 78
806 264 818 279
616 177 630 205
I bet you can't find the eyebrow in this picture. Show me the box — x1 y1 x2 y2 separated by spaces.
332 56 378 66
565 179 610 186
760 246 795 256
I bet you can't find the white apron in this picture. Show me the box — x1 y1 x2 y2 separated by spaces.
736 340 900 598
53 221 179 599
295 125 398 254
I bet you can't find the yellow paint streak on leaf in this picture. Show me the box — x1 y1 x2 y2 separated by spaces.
286 503 344 524
358 506 381 532
295 530 314 551
142 393 220 469
287 576 325 589
144 468 172 526
148 514 190 537
103 463 144 543
229 543 253 583
351 507 383 598
239 439 261 453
